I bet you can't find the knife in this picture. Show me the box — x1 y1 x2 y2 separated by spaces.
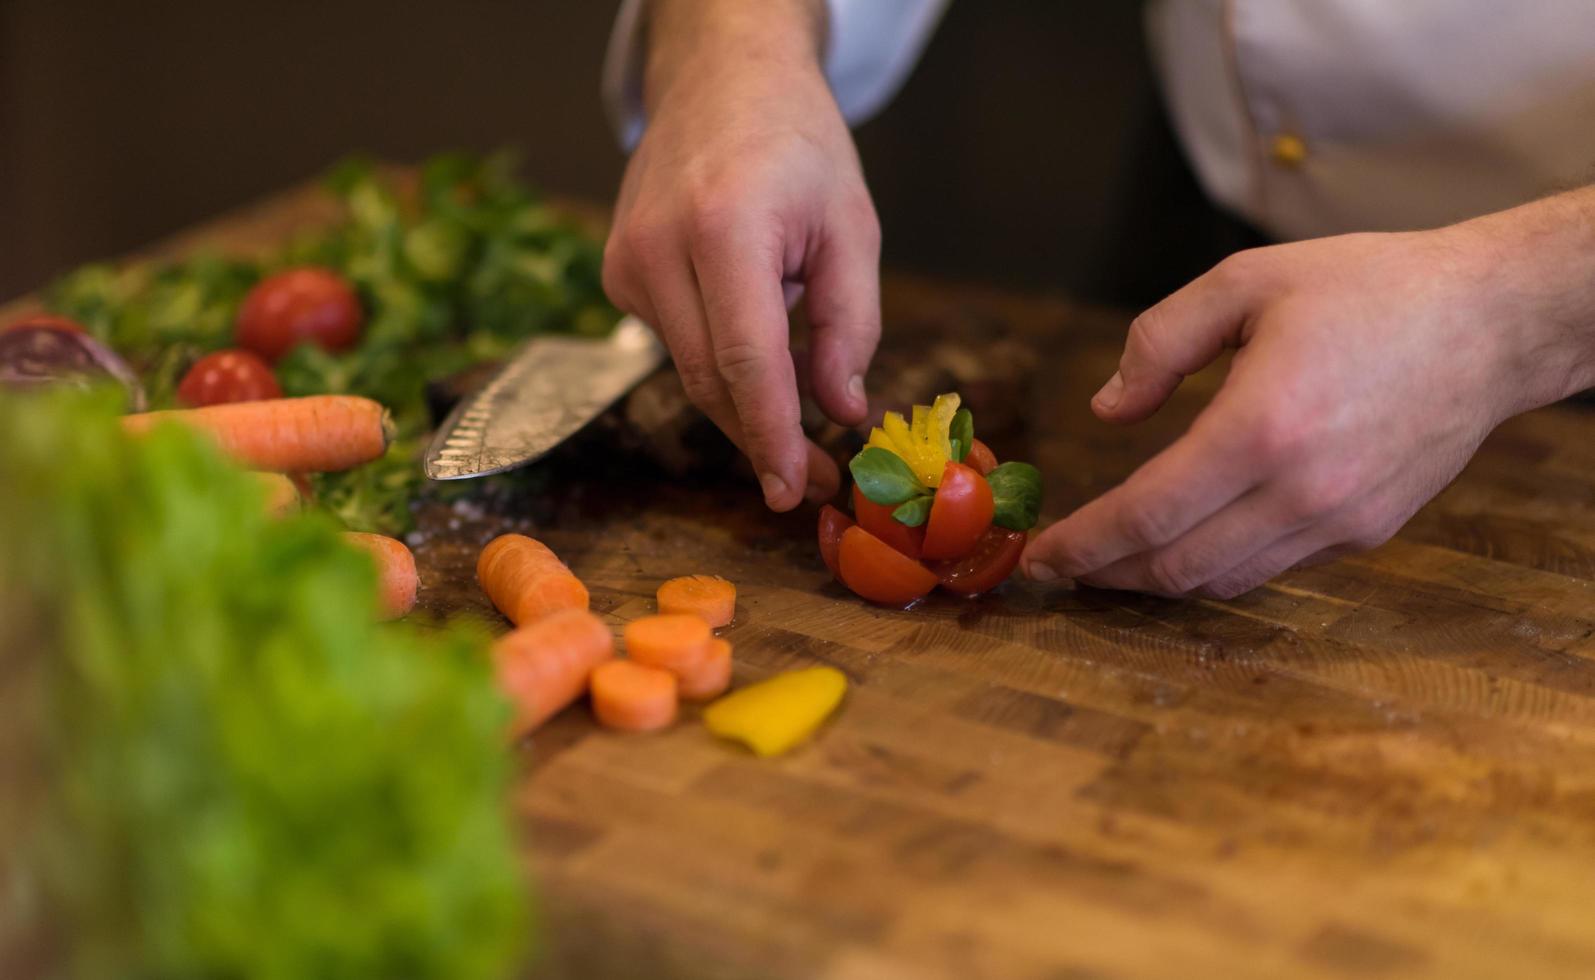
423 316 667 480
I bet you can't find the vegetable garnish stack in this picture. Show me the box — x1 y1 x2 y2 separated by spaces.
818 393 1042 605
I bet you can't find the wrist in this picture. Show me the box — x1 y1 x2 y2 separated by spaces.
1446 188 1595 414
643 0 828 116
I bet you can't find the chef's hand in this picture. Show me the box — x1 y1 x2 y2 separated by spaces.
602 0 881 511
1023 190 1595 598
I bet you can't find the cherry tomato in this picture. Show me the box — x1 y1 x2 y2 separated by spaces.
921 461 994 560
838 526 939 606
4 313 87 335
176 348 282 406
926 526 1027 596
964 438 998 476
817 504 854 579
236 266 363 361
852 484 926 560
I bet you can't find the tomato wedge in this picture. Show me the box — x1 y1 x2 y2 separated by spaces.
838 526 938 606
926 526 1027 596
965 438 998 476
921 461 994 561
852 484 926 560
817 504 853 579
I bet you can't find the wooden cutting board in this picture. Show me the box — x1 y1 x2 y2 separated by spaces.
10 181 1595 980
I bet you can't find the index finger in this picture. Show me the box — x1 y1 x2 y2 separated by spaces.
1022 420 1262 580
692 230 809 512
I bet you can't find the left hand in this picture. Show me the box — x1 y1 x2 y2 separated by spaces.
1022 204 1595 599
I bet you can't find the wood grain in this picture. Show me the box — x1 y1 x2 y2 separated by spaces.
10 180 1595 980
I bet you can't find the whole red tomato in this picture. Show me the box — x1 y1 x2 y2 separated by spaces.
236 266 363 361
176 348 283 406
5 313 87 335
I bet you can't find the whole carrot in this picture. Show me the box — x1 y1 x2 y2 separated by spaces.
492 608 615 734
477 534 589 626
343 532 418 620
122 395 391 473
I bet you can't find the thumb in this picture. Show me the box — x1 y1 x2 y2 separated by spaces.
1095 254 1261 423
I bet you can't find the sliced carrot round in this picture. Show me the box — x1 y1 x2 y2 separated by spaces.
590 660 678 732
657 574 737 627
623 613 712 674
677 637 734 701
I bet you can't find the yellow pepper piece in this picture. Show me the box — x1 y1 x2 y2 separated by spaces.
702 666 848 757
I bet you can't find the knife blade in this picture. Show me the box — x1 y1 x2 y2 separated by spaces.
423 316 667 480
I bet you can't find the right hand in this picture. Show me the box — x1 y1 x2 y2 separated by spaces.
602 1 882 511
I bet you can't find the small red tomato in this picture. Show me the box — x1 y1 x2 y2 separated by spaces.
4 313 87 335
236 266 363 361
852 484 926 560
838 525 939 606
817 504 854 580
964 439 998 476
176 348 282 406
921 461 994 561
927 527 1027 596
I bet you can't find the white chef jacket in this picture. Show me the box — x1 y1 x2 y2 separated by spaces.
604 0 1595 243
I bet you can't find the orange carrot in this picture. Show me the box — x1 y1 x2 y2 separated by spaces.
343 532 418 620
477 534 589 626
656 574 737 628
590 660 678 732
492 608 615 733
255 472 301 517
623 613 712 675
677 637 733 702
121 395 391 472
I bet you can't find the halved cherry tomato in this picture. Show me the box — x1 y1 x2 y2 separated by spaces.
4 313 87 335
838 525 939 606
817 504 854 579
176 348 282 406
236 266 363 361
921 461 994 560
852 484 925 560
965 438 998 476
926 526 1027 596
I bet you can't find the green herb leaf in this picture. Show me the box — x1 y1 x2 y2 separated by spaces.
849 447 925 506
987 461 1043 530
950 408 974 462
892 495 933 527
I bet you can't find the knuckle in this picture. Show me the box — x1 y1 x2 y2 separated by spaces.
1118 497 1181 550
618 215 672 266
1245 411 1304 464
713 339 777 391
1146 552 1203 596
675 359 721 407
1124 307 1168 369
1213 247 1268 287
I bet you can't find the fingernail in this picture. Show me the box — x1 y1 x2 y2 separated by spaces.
1026 562 1059 583
1093 372 1124 411
847 374 866 406
759 472 790 506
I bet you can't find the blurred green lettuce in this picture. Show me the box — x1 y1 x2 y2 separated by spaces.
0 390 529 979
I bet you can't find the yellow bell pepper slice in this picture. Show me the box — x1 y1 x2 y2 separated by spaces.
702 666 848 757
861 393 961 487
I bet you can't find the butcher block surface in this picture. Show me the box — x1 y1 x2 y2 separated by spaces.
10 181 1595 980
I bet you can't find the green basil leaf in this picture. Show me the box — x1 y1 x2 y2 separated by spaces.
849 447 925 506
987 461 1043 530
892 495 933 527
950 408 974 462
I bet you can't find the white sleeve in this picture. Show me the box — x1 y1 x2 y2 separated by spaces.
602 0 949 150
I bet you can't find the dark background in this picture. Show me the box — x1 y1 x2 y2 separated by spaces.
0 1 1247 306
